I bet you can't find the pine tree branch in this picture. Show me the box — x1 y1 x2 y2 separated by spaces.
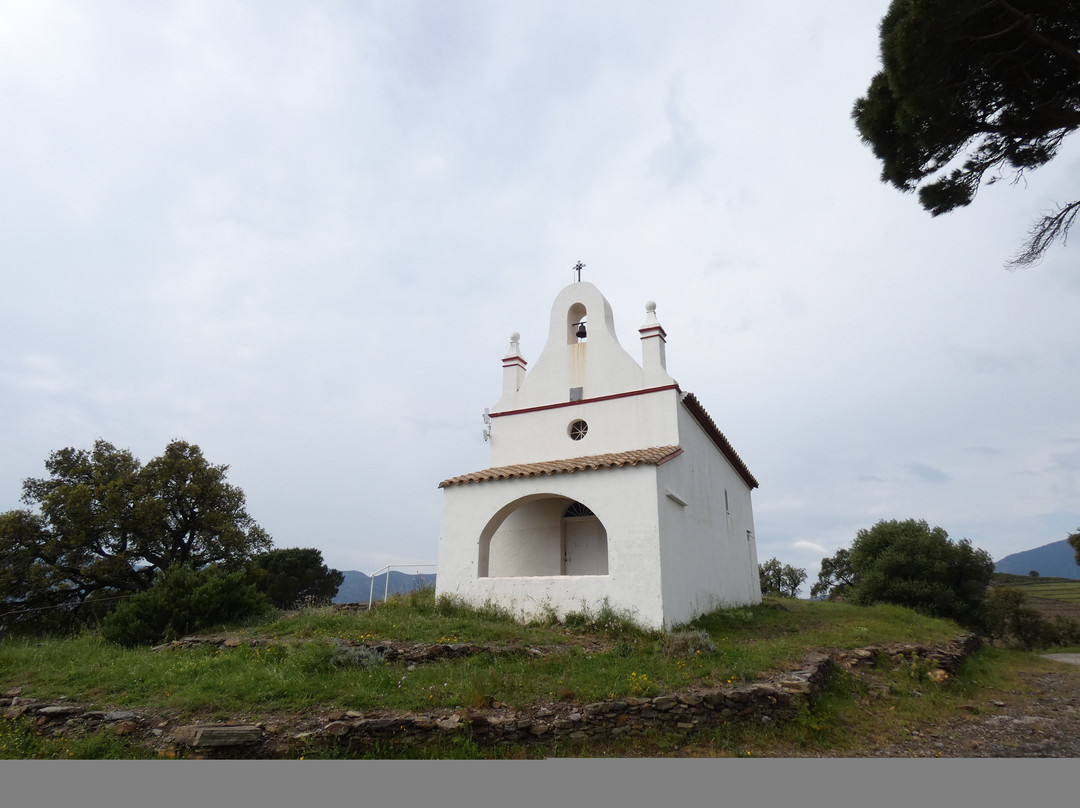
1007 199 1080 267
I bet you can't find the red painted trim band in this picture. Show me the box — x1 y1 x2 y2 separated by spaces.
489 384 681 418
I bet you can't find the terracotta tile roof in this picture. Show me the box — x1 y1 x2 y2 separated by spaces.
438 446 682 488
680 392 759 489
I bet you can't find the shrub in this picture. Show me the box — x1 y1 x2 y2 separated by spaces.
327 640 385 670
247 548 344 609
984 585 1080 650
291 638 385 673
662 629 717 658
562 599 652 638
847 519 994 630
100 563 272 647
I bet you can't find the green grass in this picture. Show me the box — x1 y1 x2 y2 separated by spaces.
0 590 1013 758
650 643 1064 758
296 644 1065 761
255 589 570 646
1 592 964 719
0 717 155 760
992 573 1080 602
519 642 1055 760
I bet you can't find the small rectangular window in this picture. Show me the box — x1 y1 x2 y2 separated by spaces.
724 489 730 514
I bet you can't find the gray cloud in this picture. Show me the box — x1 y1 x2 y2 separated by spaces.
1 2 1078 583
907 463 952 485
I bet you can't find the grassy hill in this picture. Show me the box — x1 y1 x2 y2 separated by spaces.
992 572 1080 624
4 590 1076 759
993 572 1080 596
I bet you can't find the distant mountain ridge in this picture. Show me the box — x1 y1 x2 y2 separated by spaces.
332 570 436 604
327 543 1080 601
994 539 1080 579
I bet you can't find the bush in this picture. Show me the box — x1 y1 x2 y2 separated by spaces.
662 629 717 658
984 586 1080 650
247 548 344 609
563 599 652 638
100 564 272 647
291 638 386 673
847 519 994 630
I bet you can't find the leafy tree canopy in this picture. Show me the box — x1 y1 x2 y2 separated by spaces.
758 558 808 598
847 518 995 629
854 0 1080 266
1069 527 1080 567
810 547 856 600
248 547 344 609
0 439 272 632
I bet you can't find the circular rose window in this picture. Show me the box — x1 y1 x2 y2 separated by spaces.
568 419 588 440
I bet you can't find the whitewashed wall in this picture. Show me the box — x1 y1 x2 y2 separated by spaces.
654 404 762 624
436 280 761 631
437 463 667 628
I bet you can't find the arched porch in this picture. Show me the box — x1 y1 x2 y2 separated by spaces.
478 494 608 578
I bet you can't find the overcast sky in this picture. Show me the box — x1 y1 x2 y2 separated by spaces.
3 1 1079 592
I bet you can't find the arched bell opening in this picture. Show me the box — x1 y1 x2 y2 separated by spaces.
478 495 608 577
567 303 587 344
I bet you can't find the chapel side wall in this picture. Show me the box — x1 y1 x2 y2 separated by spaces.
653 406 761 627
436 465 667 629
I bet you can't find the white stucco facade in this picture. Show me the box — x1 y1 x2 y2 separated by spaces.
436 281 761 631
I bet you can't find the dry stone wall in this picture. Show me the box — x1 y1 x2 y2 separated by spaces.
1 634 982 758
328 674 821 755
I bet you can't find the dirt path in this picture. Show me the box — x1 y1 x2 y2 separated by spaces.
1041 653 1080 666
848 657 1080 758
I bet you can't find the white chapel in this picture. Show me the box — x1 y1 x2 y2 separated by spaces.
436 278 761 630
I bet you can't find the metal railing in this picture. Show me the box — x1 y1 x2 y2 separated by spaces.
367 563 438 609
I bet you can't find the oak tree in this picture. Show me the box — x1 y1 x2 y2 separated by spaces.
759 557 808 598
810 547 856 600
0 439 272 632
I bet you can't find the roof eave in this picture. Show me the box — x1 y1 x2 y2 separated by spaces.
679 392 759 489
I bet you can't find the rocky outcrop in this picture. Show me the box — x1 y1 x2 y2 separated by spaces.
2 689 157 741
